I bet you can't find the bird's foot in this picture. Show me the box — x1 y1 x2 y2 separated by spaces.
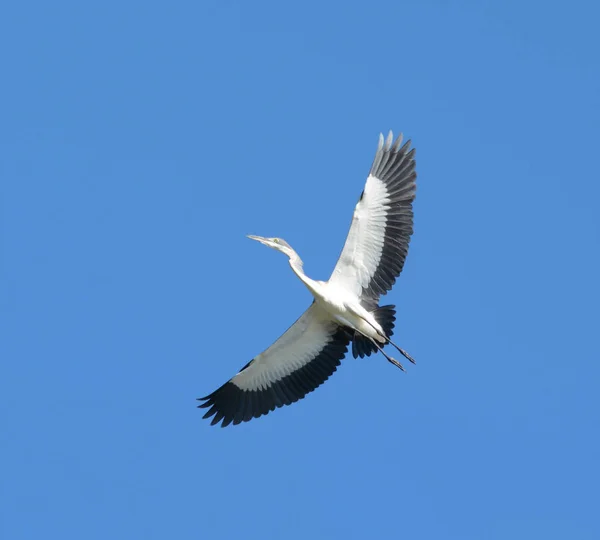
387 356 406 372
399 347 416 364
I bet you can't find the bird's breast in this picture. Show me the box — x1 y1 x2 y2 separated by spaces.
310 284 376 336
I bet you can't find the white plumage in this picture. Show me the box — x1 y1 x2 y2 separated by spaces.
231 304 343 392
199 131 417 427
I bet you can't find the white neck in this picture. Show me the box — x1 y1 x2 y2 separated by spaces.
286 249 321 297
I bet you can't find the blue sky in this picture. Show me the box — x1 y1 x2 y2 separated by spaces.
2 1 599 538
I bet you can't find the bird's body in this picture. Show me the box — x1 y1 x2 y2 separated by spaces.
312 281 386 343
199 131 417 427
284 259 385 343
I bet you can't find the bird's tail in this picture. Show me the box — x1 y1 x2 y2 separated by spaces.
351 305 396 358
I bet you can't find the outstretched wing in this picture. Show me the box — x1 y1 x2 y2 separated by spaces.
329 131 417 307
198 304 350 427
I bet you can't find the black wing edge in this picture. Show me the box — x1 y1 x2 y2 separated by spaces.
363 133 417 302
197 327 351 427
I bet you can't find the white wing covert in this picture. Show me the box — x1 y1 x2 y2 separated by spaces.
198 304 350 427
330 132 417 307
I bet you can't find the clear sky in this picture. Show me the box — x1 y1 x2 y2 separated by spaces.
2 1 599 539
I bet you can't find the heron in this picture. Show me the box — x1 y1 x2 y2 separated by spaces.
199 131 417 427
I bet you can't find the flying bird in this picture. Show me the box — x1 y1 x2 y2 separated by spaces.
199 131 417 427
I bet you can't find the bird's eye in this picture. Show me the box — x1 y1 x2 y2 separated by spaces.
272 238 279 244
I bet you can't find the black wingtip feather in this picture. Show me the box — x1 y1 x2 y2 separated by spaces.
198 327 351 427
359 134 416 304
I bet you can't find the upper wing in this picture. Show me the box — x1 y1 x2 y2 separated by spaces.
198 303 350 427
329 131 417 307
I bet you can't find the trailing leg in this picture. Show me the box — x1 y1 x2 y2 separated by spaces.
385 337 416 364
359 305 416 365
368 338 406 372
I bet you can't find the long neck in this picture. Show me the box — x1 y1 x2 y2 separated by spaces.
287 249 321 297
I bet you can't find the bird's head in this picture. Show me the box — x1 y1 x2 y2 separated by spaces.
247 235 295 257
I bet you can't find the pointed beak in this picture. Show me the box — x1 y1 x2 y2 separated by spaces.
247 234 269 246
247 235 278 251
